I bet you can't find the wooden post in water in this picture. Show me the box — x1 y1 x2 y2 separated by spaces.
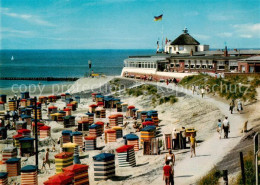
240 152 246 185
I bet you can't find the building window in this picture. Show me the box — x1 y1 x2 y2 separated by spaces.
202 60 207 69
178 45 184 51
185 61 189 68
174 47 176 51
175 60 180 67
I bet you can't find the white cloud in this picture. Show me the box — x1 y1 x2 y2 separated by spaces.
239 34 253 38
217 32 233 38
233 23 260 38
1 8 55 27
193 34 210 40
208 14 234 21
1 27 33 35
184 11 199 16
84 0 135 6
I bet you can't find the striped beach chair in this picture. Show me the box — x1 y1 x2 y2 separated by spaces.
116 145 136 167
20 165 38 185
123 133 139 152
93 153 115 181
84 136 97 151
63 164 89 185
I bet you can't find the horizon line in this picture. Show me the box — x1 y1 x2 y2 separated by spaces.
1 47 260 51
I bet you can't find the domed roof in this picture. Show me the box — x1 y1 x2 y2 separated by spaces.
171 28 200 45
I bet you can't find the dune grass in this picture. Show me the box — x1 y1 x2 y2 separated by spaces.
126 84 178 106
235 151 256 185
197 168 221 185
179 74 260 102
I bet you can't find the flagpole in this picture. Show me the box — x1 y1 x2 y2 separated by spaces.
161 21 164 52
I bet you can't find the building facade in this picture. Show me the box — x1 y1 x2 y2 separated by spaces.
165 28 209 54
121 29 260 79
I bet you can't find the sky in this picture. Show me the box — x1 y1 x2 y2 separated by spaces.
0 0 260 49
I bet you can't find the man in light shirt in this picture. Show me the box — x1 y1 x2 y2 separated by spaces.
222 116 230 138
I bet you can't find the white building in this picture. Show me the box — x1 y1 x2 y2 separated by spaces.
165 28 209 54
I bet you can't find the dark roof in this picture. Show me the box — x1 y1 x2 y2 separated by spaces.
171 33 200 45
0 172 8 179
93 153 115 161
20 165 37 172
123 133 139 140
6 158 21 164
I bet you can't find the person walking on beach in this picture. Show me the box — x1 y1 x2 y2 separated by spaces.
222 117 230 139
201 87 205 98
172 128 178 150
163 161 173 185
229 102 234 114
181 127 186 149
196 86 200 95
165 149 175 167
237 99 243 114
191 85 195 95
41 148 51 171
190 133 197 158
165 149 175 185
217 119 222 139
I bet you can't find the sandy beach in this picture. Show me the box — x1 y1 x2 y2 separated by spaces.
0 76 256 185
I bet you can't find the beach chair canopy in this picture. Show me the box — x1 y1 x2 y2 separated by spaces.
85 113 94 116
141 125 156 131
85 136 96 140
6 157 20 164
72 131 82 136
63 164 89 173
116 145 134 153
39 125 51 130
93 153 115 161
89 124 101 129
123 133 139 140
54 152 73 159
0 172 8 179
20 165 37 172
62 130 72 135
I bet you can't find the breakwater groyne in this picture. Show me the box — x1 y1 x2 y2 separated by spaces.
0 77 79 81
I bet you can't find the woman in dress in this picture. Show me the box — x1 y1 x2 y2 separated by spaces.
237 99 243 114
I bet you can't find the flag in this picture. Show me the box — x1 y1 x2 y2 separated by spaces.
154 14 163 21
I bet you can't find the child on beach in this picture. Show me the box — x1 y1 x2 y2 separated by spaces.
217 119 222 139
163 161 173 185
165 149 175 185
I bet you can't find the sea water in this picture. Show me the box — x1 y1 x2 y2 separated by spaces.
0 49 155 89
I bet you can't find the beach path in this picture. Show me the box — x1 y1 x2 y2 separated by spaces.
149 82 247 185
